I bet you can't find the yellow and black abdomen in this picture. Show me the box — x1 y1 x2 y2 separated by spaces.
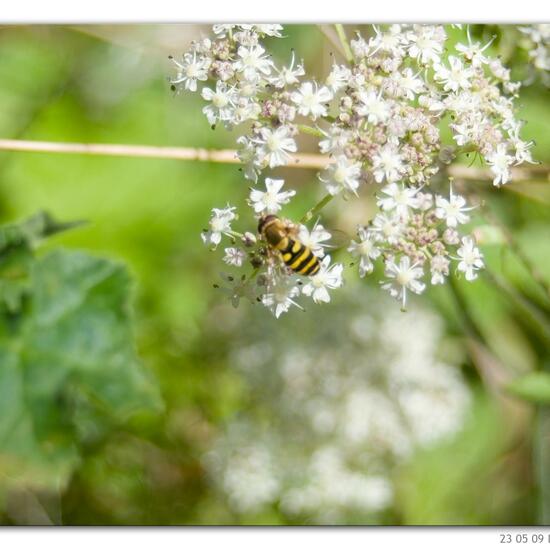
276 236 320 276
258 215 321 277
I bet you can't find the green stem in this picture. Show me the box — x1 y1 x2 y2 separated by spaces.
483 267 550 344
447 275 484 341
246 265 260 282
334 24 354 64
454 144 478 159
300 193 335 223
297 124 324 138
481 201 550 300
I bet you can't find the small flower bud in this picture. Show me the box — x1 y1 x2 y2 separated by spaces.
242 232 257 247
256 273 268 286
251 256 264 268
443 228 460 245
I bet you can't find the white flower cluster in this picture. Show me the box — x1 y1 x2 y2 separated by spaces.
203 290 471 523
336 24 533 188
203 178 344 317
349 182 484 309
519 25 550 86
170 23 313 180
172 24 535 314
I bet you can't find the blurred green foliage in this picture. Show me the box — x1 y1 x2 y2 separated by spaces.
0 24 547 525
0 213 161 517
508 373 550 405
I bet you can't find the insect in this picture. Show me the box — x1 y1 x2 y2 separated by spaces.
258 215 321 276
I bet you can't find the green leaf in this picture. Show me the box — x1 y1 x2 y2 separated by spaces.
0 248 163 495
0 211 86 255
506 372 550 405
0 212 87 315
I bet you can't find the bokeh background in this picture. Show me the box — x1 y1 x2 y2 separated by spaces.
0 24 549 525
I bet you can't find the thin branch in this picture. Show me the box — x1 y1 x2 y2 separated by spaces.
0 138 331 169
0 138 241 162
0 139 549 183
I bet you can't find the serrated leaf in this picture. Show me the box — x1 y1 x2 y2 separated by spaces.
506 372 550 405
0 248 163 495
0 212 87 315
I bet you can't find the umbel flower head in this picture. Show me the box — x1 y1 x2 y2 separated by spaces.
519 25 550 86
171 23 535 317
204 289 472 522
199 177 344 318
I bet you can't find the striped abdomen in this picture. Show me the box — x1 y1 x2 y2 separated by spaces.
274 235 320 276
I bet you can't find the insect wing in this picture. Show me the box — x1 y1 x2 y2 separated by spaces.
325 229 351 252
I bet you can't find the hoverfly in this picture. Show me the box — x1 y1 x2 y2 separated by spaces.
258 215 327 277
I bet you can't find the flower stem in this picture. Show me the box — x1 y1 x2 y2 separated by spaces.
481 201 550 300
300 193 335 223
297 125 324 138
483 267 550 343
334 24 354 64
246 265 260 282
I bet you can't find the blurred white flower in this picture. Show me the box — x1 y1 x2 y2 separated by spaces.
270 51 305 88
370 212 403 245
222 447 280 512
377 183 421 219
435 187 473 227
234 44 273 81
347 226 381 277
456 236 484 281
509 124 535 165
223 247 246 267
254 126 297 168
434 55 473 92
430 254 450 285
318 126 351 155
395 68 424 99
246 24 284 37
249 178 295 214
455 29 494 67
170 52 209 92
319 155 362 196
291 81 333 120
325 64 352 93
356 90 391 125
407 25 446 64
372 144 405 184
520 25 550 80
206 288 472 523
298 221 332 258
486 143 514 186
201 205 237 247
382 255 425 309
212 24 236 37
236 136 262 181
201 81 237 125
262 278 302 318
301 256 344 304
